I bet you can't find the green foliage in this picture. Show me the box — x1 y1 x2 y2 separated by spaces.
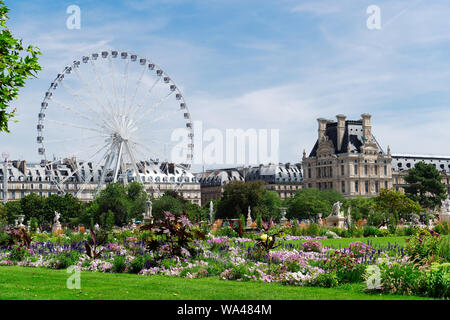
433 222 449 235
406 228 442 265
214 226 238 238
287 188 344 220
151 194 184 219
308 272 339 288
216 181 280 220
404 162 448 211
347 197 375 221
0 0 42 132
112 255 127 273
379 262 422 295
373 189 423 227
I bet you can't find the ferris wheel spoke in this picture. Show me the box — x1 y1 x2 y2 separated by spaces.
49 97 112 133
127 75 162 121
90 59 121 127
59 81 113 131
46 119 107 135
121 58 130 117
57 141 111 186
134 108 180 129
130 91 175 128
44 135 107 145
125 66 146 120
130 136 189 151
133 141 171 162
108 56 121 115
71 67 117 128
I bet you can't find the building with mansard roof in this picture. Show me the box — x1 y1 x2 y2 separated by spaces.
301 114 450 198
301 114 393 197
1 159 201 205
196 163 303 204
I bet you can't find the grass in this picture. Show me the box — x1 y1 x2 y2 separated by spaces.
0 266 435 300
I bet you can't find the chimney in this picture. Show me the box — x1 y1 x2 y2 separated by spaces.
19 160 27 175
317 118 328 142
361 113 372 141
336 114 346 151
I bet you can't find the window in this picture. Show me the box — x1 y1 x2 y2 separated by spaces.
341 181 345 193
365 181 369 193
375 181 379 193
329 167 333 177
308 168 311 179
384 165 387 176
374 166 378 175
354 164 358 175
355 181 359 192
341 165 345 176
385 181 388 189
364 165 368 175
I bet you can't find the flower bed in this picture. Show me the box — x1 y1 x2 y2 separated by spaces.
0 220 448 299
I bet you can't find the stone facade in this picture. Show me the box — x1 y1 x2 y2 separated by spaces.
0 159 201 205
197 163 303 203
301 114 393 198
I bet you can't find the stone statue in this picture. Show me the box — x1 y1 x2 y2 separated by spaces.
52 211 62 234
246 206 252 228
332 201 342 217
54 211 60 224
209 201 214 223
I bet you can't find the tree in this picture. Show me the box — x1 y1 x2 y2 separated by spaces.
3 200 21 224
348 196 375 221
372 188 423 227
404 162 447 211
44 193 83 226
216 181 280 220
20 193 47 225
96 183 130 226
151 194 184 219
287 188 344 220
0 0 41 132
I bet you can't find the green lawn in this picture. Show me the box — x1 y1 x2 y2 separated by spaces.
0 266 434 300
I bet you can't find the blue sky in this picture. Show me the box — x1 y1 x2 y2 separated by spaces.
1 0 450 169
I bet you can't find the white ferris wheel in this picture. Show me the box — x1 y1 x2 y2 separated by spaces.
37 50 194 197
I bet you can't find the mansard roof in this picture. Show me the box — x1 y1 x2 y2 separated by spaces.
308 120 383 157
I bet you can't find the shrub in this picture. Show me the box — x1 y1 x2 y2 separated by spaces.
406 228 442 265
129 256 144 274
214 226 238 238
308 271 339 288
379 262 422 295
378 229 390 237
363 226 380 237
305 223 320 236
112 255 127 273
323 250 366 283
433 222 449 235
417 264 450 298
348 241 375 258
302 240 322 253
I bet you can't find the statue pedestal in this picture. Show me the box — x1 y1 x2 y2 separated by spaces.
143 217 153 225
440 212 450 223
52 222 62 234
325 215 346 229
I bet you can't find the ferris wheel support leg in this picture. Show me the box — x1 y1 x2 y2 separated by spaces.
95 152 113 196
124 141 142 185
2 161 8 203
113 141 124 183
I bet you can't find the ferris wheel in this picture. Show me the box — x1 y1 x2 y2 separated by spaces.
37 50 194 197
